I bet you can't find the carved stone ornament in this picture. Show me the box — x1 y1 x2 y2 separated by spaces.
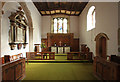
8 7 28 50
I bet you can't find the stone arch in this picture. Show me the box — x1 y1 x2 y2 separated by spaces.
95 33 109 41
95 33 109 59
1 2 34 51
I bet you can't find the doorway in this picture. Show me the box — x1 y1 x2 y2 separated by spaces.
95 33 109 60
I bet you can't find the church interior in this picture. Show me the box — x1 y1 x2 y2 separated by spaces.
0 0 120 81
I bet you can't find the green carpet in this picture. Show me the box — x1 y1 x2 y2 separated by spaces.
23 63 97 80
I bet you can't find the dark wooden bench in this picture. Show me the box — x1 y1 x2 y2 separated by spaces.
93 56 120 80
67 52 92 60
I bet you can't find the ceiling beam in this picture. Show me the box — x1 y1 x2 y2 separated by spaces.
70 2 74 11
33 2 88 16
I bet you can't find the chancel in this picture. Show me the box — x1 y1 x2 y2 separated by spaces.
0 0 120 81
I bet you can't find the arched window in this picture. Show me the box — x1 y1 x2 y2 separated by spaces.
87 6 96 31
63 18 67 33
53 17 68 33
53 18 57 33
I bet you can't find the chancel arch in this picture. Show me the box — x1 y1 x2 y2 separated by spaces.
95 33 109 59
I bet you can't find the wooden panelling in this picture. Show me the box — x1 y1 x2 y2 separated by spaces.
42 34 79 52
93 56 120 80
72 38 79 52
47 33 73 47
26 52 55 63
2 58 25 81
47 33 75 51
2 53 23 64
67 52 92 60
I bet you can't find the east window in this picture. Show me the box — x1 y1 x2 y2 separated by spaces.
52 17 68 33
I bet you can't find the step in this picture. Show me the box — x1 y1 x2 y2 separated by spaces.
26 60 93 63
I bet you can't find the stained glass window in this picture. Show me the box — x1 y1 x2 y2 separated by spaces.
63 18 67 33
53 17 68 33
54 18 57 33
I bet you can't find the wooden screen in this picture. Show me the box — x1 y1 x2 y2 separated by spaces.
42 33 79 52
47 33 73 48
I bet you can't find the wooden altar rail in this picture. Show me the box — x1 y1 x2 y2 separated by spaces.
1 53 23 64
67 52 93 60
26 52 55 63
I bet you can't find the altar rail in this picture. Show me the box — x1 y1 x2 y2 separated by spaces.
67 52 93 60
26 52 55 63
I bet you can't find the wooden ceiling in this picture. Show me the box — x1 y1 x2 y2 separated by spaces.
33 2 88 16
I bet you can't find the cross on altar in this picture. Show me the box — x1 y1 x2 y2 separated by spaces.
59 41 62 46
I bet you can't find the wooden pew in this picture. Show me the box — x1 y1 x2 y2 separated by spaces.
2 58 25 81
93 56 120 80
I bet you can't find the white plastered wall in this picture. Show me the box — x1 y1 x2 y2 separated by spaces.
79 2 118 56
1 2 42 57
41 16 79 38
26 2 42 51
1 2 29 57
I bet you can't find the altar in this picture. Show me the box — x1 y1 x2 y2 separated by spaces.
51 39 70 54
45 33 79 52
51 46 70 54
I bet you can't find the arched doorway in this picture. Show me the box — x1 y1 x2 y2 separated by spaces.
95 33 109 60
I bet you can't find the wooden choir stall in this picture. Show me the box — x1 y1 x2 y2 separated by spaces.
93 55 120 80
67 44 93 61
1 53 25 81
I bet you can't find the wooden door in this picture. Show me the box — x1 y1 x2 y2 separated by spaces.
99 37 107 59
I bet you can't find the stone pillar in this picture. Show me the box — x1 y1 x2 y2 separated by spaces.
29 27 34 51
19 2 33 52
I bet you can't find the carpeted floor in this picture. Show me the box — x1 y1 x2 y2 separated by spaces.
23 63 97 80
